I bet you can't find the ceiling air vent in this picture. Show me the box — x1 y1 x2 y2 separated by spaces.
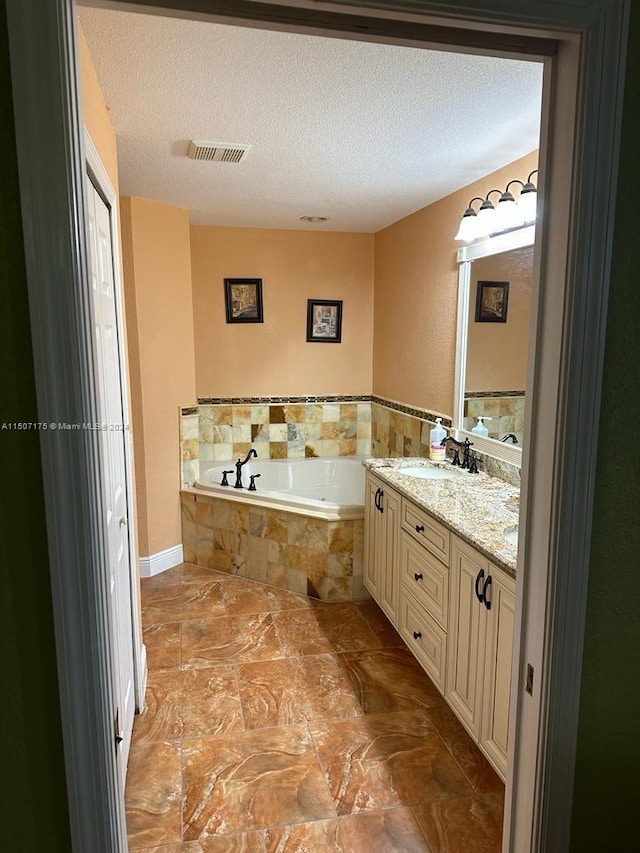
187 140 251 163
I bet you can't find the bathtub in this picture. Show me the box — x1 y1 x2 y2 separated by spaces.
195 456 365 521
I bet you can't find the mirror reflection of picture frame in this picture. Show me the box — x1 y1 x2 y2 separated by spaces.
306 299 343 343
475 280 509 323
224 278 264 323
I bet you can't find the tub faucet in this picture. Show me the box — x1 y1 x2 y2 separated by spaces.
500 433 519 444
234 448 257 489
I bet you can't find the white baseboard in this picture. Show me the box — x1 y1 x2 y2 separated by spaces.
139 544 184 578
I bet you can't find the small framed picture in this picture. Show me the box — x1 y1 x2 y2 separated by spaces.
475 281 509 323
224 278 264 323
306 299 343 343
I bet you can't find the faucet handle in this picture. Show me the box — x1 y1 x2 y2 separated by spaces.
248 474 261 492
221 469 234 486
469 455 480 474
451 449 461 466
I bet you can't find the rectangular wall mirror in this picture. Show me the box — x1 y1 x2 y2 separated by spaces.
454 226 535 461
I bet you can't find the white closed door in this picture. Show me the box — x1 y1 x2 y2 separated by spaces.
86 177 135 787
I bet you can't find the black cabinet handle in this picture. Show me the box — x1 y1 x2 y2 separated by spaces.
475 569 485 604
483 575 493 610
374 488 380 511
414 572 423 581
378 489 384 513
415 524 425 533
413 630 422 640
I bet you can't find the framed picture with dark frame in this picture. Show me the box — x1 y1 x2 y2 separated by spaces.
475 280 509 323
306 299 343 343
224 278 264 323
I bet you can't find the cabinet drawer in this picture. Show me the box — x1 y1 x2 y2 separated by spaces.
401 499 451 566
399 586 447 694
400 532 449 630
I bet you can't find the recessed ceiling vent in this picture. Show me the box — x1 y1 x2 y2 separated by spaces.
187 140 251 163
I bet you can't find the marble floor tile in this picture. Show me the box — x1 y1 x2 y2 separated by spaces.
237 654 362 729
129 565 505 851
182 726 336 839
412 794 504 852
356 600 405 648
271 609 336 656
182 613 284 667
222 578 312 616
130 833 268 852
310 710 475 815
140 564 184 592
235 658 306 729
125 740 182 849
143 621 181 670
272 603 381 657
427 704 504 795
142 581 226 625
264 808 429 852
339 648 445 714
181 563 236 584
133 666 244 742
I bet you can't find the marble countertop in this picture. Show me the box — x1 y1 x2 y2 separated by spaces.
363 458 520 578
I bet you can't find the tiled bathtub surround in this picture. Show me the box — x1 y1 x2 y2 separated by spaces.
181 491 366 602
179 407 200 490
180 396 372 487
465 392 526 445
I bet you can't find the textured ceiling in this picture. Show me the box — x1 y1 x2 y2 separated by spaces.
78 7 543 232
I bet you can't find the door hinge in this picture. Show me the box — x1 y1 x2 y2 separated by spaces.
114 708 123 748
526 663 534 695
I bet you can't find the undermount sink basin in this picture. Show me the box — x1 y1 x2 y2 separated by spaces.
504 528 519 547
397 466 465 481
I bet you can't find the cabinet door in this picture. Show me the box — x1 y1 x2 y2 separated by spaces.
363 474 382 600
446 537 488 739
480 565 516 781
379 485 400 624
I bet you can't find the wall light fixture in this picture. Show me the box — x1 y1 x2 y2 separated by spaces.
455 169 538 241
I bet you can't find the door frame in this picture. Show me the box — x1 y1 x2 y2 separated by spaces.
4 1 629 851
84 128 147 716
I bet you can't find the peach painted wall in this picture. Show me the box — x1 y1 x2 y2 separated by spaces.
373 150 538 417
190 227 374 397
120 197 196 556
77 22 119 191
466 245 534 392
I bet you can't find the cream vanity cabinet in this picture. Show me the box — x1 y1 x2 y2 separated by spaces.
363 472 401 623
363 469 516 781
446 535 515 779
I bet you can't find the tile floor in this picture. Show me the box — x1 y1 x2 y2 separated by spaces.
127 563 504 852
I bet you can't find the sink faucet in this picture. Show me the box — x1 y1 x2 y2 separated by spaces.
500 433 519 444
442 436 473 469
234 448 257 489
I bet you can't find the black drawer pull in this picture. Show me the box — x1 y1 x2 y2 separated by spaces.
413 630 422 640
415 524 425 533
414 572 423 581
483 575 493 610
475 569 485 604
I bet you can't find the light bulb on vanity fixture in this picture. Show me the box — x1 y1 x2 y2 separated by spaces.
455 169 539 242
